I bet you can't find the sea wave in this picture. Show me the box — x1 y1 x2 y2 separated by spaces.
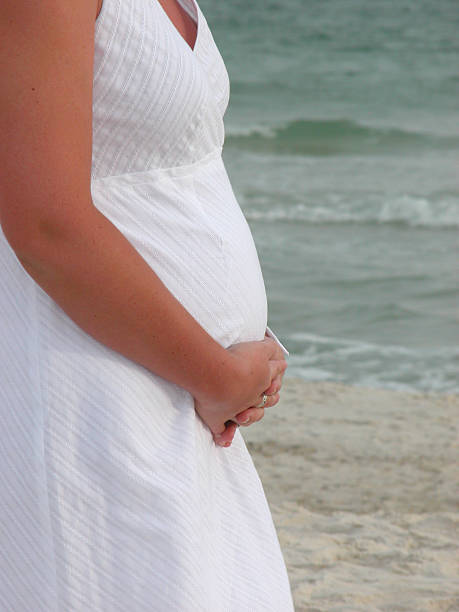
225 119 459 156
284 332 459 393
243 193 459 229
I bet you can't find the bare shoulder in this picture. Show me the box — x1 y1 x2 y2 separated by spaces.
0 0 100 32
0 0 100 250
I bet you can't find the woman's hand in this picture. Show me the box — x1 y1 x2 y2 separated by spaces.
233 329 287 430
193 337 287 447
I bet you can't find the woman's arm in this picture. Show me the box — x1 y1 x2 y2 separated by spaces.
0 1 285 445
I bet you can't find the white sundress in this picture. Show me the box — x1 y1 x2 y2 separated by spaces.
0 0 294 610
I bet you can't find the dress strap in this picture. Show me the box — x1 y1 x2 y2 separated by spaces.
176 0 198 25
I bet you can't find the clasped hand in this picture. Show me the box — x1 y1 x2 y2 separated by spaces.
194 336 287 447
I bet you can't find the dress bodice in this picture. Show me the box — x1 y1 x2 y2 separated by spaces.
91 0 230 180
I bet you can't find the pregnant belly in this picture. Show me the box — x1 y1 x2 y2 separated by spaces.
91 158 267 348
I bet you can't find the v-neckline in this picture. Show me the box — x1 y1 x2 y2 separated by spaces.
156 0 200 55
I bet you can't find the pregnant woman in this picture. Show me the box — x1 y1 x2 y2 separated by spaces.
0 0 294 610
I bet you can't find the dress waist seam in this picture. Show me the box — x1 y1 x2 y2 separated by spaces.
91 147 223 189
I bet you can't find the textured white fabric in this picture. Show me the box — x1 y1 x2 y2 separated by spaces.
0 0 294 610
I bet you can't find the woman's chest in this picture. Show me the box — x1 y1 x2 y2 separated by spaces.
156 0 198 52
91 0 230 179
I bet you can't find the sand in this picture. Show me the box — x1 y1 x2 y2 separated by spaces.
242 379 459 611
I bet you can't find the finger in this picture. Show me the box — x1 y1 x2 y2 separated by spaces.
235 391 280 426
280 360 287 382
235 407 265 426
265 392 280 408
213 421 238 447
264 373 282 396
263 337 285 361
266 392 280 409
258 392 280 410
269 358 287 383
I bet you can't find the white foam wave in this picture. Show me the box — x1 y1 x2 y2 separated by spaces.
285 332 459 393
244 194 459 228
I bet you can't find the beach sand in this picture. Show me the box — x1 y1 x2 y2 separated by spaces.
242 379 459 611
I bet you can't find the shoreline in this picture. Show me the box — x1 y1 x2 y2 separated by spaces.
242 379 459 611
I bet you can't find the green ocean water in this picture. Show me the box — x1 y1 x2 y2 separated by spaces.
200 0 459 392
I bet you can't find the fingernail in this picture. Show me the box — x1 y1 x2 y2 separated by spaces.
214 433 223 440
238 417 250 424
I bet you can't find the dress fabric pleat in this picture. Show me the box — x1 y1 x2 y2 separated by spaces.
0 0 294 609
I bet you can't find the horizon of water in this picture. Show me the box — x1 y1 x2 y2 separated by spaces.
200 0 459 393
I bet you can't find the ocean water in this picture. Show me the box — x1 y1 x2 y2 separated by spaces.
200 0 459 392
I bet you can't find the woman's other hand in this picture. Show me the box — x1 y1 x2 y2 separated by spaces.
233 328 287 429
193 337 287 447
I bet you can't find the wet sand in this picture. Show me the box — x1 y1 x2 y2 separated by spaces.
242 379 459 611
